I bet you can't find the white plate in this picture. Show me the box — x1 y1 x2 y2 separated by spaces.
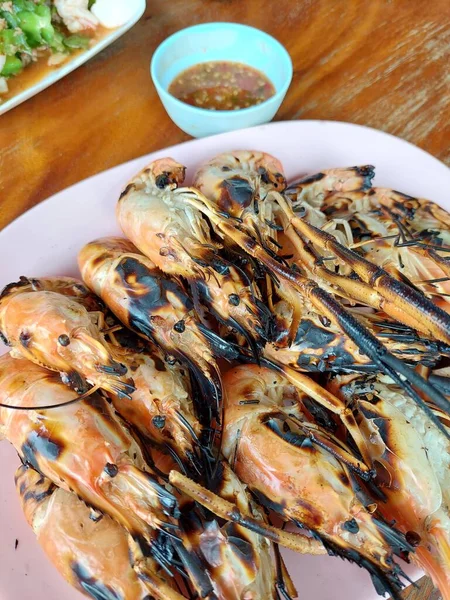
1 120 449 600
0 0 146 116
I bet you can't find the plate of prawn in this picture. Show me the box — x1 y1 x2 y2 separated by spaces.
0 119 449 600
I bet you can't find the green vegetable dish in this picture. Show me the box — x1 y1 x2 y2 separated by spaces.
0 0 100 96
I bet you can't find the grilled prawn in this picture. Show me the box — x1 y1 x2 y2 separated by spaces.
283 169 450 344
193 154 442 370
0 354 179 571
265 297 442 373
219 364 412 599
0 276 105 313
328 373 450 600
78 236 238 423
6 274 205 466
106 329 204 468
116 158 269 356
15 465 183 600
285 166 375 207
319 186 450 314
193 150 286 255
184 156 450 439
0 285 133 398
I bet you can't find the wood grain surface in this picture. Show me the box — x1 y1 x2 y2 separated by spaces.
0 1 448 598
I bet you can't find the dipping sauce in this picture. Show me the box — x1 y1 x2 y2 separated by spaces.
168 61 275 111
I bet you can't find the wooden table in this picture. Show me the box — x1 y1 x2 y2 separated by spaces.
0 1 448 598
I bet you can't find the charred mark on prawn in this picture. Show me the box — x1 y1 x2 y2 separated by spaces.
22 485 54 505
295 320 336 348
73 283 90 296
0 330 10 346
354 165 375 189
152 356 166 372
302 398 338 433
61 370 89 394
218 176 254 214
251 489 287 515
71 562 123 600
118 183 135 200
259 167 286 189
265 416 316 452
21 430 63 470
115 256 193 330
226 530 257 565
0 276 34 300
173 539 215 598
91 252 114 268
295 172 325 185
338 472 351 487
359 405 391 443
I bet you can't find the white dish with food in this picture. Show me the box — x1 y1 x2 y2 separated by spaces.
0 0 146 116
1 120 450 600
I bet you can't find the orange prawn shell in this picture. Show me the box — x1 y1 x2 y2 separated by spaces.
223 366 355 524
115 159 268 349
193 150 286 219
80 238 205 453
0 289 131 395
222 364 403 571
15 466 149 600
78 235 223 395
0 354 167 538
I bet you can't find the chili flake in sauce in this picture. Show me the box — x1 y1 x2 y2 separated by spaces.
168 61 275 111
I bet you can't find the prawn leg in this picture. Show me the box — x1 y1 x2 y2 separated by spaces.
280 214 423 322
134 565 187 600
169 470 326 556
262 359 374 474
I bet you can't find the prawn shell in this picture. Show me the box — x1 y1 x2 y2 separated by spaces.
221 364 411 597
15 465 149 600
0 355 178 546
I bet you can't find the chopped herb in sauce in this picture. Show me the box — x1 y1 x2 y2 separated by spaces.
168 61 275 111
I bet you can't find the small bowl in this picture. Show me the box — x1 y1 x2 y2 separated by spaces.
150 22 293 138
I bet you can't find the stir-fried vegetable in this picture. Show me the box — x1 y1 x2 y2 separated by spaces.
0 0 97 93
